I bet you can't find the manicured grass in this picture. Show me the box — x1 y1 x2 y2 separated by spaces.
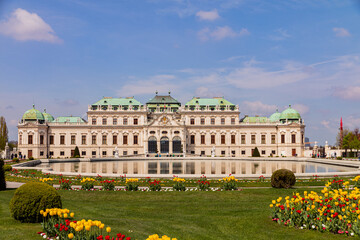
0 188 351 240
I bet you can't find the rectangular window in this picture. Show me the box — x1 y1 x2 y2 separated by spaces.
19 135 22 145
281 135 285 144
28 135 33 144
302 134 304 144
201 135 205 144
211 118 215 125
272 150 276 154
102 151 107 156
40 135 44 145
102 118 107 125
82 135 86 145
113 135 117 145
292 134 296 144
201 118 205 125
231 118 235 125
231 135 235 144
81 151 86 156
134 151 138 155
261 135 266 144
113 118 117 125
49 135 54 145
92 118 96 125
221 118 225 125
40 151 44 156
241 150 246 155
133 118 138 125
201 151 205 155
221 135 225 144
92 135 96 145
123 135 128 145
211 135 215 144
60 135 65 145
123 118 128 125
271 135 276 144
92 151 96 156
190 118 195 125
261 150 266 155
60 151 65 156
102 135 107 145
134 135 138 145
123 151 127 156
71 135 76 145
241 135 246 144
231 150 235 156
221 150 225 155
190 135 195 144
49 151 54 156
251 135 256 144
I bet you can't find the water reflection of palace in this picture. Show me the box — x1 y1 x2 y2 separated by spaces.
47 160 352 176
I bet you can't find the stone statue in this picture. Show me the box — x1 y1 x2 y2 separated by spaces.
211 146 215 157
114 146 119 158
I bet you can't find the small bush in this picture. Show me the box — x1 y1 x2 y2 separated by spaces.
12 158 19 163
252 147 260 157
3 164 12 171
271 169 296 189
0 160 5 190
9 182 62 223
29 156 34 160
336 156 343 160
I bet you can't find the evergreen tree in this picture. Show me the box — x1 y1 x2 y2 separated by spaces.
252 147 260 157
0 117 8 150
73 146 80 158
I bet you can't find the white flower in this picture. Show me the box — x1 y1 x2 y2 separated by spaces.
312 225 315 229
351 233 354 236
300 227 303 229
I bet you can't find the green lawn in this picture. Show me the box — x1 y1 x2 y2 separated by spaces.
0 188 351 240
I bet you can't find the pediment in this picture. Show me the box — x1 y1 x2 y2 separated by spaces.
147 114 183 127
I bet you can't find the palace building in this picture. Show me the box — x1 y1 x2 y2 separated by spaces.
17 92 305 159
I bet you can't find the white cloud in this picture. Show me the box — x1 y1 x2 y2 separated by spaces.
269 28 290 41
240 101 277 115
198 26 249 41
0 8 62 43
196 9 220 21
291 104 309 115
333 27 351 37
117 75 178 96
195 86 223 97
333 86 360 100
321 120 330 129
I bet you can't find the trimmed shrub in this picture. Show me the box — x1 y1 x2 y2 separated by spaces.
252 147 260 157
3 164 12 171
12 158 19 163
9 182 62 223
0 160 5 190
29 156 34 160
271 169 296 189
73 146 80 158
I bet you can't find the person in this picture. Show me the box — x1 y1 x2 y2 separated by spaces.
11 153 14 159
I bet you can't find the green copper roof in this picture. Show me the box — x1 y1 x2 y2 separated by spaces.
92 97 142 106
146 95 181 105
54 116 85 123
22 105 45 121
43 109 54 122
242 116 268 123
279 105 301 120
185 97 235 106
269 109 281 122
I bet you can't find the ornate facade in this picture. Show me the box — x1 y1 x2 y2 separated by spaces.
18 93 305 159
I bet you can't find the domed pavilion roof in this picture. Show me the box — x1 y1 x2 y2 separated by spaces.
22 105 45 121
269 109 281 122
42 109 54 122
279 105 301 121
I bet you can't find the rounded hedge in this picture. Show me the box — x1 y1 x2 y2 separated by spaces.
271 169 296 189
0 160 5 190
3 164 12 171
10 182 62 223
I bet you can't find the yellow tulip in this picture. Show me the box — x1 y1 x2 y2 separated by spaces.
68 233 74 239
106 226 111 233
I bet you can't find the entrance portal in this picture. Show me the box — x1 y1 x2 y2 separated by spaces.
148 136 157 153
172 136 182 153
160 136 169 153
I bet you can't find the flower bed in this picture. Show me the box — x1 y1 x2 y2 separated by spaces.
270 177 360 236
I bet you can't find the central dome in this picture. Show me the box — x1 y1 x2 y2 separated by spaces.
279 105 301 121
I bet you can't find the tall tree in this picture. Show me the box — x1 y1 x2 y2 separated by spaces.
343 132 354 157
336 128 350 147
0 117 8 150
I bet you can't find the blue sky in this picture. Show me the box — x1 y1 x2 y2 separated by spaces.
0 0 360 144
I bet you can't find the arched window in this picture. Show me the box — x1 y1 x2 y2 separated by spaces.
148 136 157 153
160 136 169 153
172 136 182 153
